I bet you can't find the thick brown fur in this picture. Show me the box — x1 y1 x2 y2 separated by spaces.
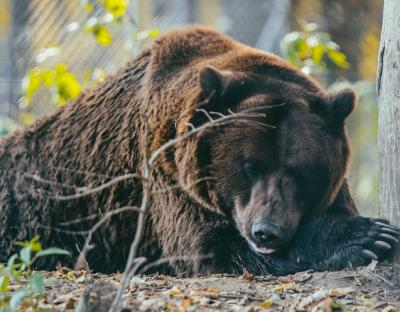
0 27 398 275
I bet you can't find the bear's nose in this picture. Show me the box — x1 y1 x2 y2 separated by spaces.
251 220 285 247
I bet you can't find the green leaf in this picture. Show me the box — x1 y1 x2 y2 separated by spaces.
20 246 32 264
0 275 10 292
9 287 30 311
7 254 18 273
36 248 71 257
327 49 350 69
104 0 129 17
29 272 44 294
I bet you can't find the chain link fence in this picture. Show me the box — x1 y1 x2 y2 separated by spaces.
0 0 289 119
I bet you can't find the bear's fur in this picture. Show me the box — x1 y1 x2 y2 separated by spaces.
0 27 398 275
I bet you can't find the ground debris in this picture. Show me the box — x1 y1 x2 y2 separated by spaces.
27 263 400 311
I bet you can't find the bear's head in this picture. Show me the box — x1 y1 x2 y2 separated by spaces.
178 55 356 255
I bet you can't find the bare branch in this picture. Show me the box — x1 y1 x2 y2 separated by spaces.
109 123 152 312
50 165 116 179
59 214 99 226
148 105 276 166
38 206 142 237
194 108 214 123
151 176 214 195
40 173 142 201
74 206 142 270
24 174 78 190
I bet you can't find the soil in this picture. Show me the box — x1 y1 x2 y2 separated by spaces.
36 262 400 311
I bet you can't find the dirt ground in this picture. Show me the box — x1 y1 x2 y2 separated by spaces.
39 262 400 311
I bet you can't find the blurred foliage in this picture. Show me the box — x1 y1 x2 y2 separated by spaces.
23 62 81 106
20 0 159 119
281 20 350 76
0 116 17 137
0 236 70 311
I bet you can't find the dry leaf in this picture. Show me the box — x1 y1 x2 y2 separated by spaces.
329 287 354 298
169 286 182 297
296 289 330 311
274 282 295 292
260 299 273 308
242 267 254 281
181 296 191 311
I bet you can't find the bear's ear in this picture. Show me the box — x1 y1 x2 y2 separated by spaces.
329 88 356 123
199 66 229 100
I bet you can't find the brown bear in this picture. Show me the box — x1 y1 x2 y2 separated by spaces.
0 26 398 275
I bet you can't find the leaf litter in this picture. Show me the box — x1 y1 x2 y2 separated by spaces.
12 263 400 311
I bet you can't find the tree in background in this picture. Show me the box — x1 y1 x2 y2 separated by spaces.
377 0 400 259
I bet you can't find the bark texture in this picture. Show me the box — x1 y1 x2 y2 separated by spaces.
377 0 400 258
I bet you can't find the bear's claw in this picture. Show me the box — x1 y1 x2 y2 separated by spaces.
362 219 400 262
374 240 392 250
379 233 399 244
362 249 378 260
335 217 400 267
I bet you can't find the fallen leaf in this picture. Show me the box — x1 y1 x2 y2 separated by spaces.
181 296 191 311
296 289 329 311
274 282 295 292
329 287 354 298
260 299 273 308
242 267 254 281
169 286 182 297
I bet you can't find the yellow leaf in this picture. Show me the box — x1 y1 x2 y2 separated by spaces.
206 287 219 299
274 282 295 292
104 0 128 17
55 63 68 73
311 44 325 65
169 287 181 297
55 71 81 105
84 3 93 13
41 69 55 87
148 28 160 39
19 112 35 125
327 49 350 69
260 299 273 308
329 287 353 298
22 68 43 102
92 24 112 46
383 306 397 312
181 296 190 311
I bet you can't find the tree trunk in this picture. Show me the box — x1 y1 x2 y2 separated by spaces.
377 0 400 259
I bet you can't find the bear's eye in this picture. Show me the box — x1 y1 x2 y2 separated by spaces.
287 167 308 182
244 160 262 182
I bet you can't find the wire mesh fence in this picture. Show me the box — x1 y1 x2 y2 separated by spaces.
0 0 290 119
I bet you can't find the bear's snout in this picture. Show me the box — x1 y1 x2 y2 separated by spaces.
251 219 286 253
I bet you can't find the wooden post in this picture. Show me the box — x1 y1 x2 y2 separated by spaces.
377 0 400 259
